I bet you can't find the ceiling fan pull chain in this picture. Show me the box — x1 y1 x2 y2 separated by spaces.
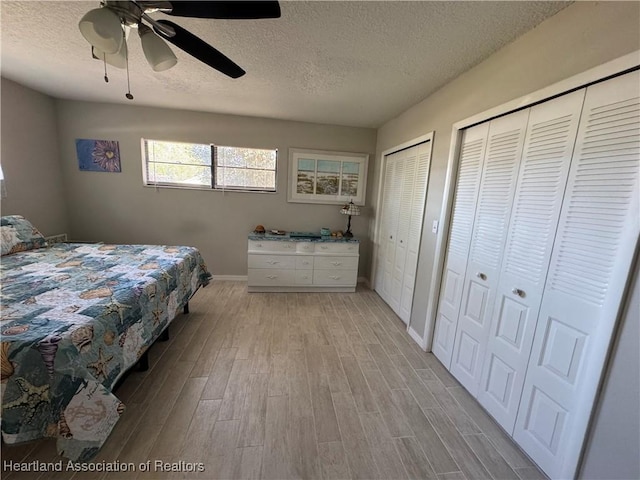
125 43 134 100
103 53 109 83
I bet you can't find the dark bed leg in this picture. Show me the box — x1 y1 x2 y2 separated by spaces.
137 350 149 371
159 328 170 342
183 302 189 314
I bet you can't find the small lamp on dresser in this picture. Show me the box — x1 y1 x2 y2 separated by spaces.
340 200 361 238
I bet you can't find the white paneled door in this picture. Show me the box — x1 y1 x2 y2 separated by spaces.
477 89 585 432
376 141 431 324
433 69 639 479
449 110 529 396
432 123 489 367
513 70 640 479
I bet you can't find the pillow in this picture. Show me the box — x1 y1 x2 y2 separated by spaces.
0 215 47 256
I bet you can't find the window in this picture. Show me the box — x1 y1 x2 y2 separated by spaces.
143 139 277 192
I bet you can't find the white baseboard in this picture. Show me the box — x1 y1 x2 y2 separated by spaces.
211 275 248 281
408 325 427 351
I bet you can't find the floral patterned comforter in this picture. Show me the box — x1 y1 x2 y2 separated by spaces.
0 243 211 461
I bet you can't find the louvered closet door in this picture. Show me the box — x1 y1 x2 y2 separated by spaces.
375 155 394 296
399 142 432 323
378 152 402 304
450 109 529 396
432 123 489 367
392 146 418 315
477 90 585 432
514 70 640 479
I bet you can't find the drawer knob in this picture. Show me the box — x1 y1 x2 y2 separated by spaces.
331 261 342 266
285 244 292 248
329 275 341 280
302 276 308 279
321 246 328 250
476 272 487 281
256 243 263 248
267 275 278 280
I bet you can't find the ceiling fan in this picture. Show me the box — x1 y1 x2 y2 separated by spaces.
79 0 281 87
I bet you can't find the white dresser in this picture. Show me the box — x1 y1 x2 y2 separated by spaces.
247 234 360 292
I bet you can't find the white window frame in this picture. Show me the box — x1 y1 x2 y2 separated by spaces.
141 139 278 192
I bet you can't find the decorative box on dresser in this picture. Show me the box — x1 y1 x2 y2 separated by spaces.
247 233 360 292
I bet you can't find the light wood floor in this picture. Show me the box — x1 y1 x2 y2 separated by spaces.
2 282 546 480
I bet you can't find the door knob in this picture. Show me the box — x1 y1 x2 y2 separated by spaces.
476 272 487 281
512 288 525 298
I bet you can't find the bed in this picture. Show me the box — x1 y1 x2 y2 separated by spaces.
0 215 212 461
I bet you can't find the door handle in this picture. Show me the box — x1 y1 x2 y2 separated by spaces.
476 272 487 281
512 288 525 298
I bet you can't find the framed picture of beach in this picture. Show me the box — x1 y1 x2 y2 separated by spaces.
288 148 368 205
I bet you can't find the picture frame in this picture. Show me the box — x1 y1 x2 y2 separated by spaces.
75 139 122 172
288 148 369 205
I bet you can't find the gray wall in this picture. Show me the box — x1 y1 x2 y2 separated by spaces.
54 100 376 277
580 258 640 480
0 78 69 235
373 1 640 342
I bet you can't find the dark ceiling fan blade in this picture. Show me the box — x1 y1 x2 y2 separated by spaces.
154 20 245 78
165 1 281 19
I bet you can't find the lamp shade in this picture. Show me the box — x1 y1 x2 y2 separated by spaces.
79 7 123 54
93 37 127 69
340 201 361 216
139 25 177 72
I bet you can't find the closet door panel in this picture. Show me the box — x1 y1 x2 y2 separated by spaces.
378 153 401 305
478 89 586 432
514 70 640 479
432 123 489 367
392 147 417 317
450 109 529 396
400 142 432 322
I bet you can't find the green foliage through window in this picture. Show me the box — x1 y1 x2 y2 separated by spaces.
143 139 277 192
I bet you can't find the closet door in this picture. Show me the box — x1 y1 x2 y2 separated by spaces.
432 123 489 367
477 89 585 431
399 142 432 322
450 109 529 395
514 70 640 479
392 146 418 316
377 151 401 304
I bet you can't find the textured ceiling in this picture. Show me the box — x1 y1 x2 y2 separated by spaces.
1 1 570 128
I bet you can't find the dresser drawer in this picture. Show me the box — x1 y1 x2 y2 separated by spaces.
314 256 359 270
313 269 357 286
315 243 359 254
295 257 314 269
248 268 295 286
296 242 315 254
248 254 295 270
248 240 297 253
295 270 313 285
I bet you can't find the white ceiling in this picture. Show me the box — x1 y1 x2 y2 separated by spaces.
1 1 570 128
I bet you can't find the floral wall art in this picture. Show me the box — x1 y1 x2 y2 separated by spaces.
75 139 121 173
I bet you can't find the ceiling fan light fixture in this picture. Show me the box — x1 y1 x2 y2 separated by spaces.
93 38 127 69
79 7 124 54
139 24 177 72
